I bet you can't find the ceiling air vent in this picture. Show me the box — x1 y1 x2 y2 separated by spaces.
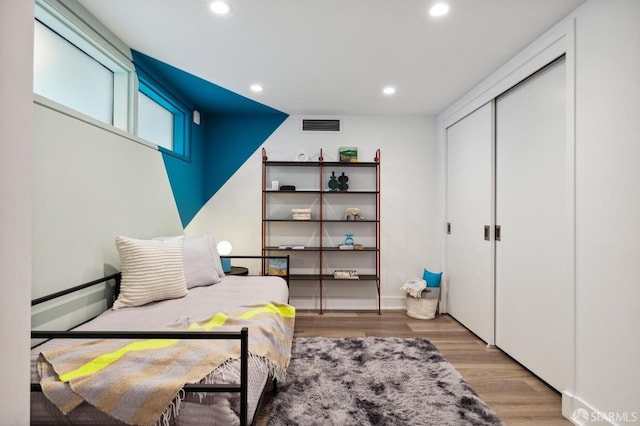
302 119 341 132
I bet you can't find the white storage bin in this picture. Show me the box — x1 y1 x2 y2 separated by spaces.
405 288 439 320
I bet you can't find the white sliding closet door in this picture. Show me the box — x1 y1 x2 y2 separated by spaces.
495 57 571 391
446 102 494 344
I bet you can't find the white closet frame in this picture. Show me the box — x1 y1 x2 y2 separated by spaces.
438 17 576 396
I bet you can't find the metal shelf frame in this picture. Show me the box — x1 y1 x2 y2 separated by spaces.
261 148 381 314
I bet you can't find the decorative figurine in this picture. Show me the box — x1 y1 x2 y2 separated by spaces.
344 207 362 221
338 172 349 191
328 171 339 191
344 233 354 246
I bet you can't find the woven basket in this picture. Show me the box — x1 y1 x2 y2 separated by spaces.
405 288 439 320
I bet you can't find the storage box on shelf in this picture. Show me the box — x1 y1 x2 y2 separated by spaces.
261 148 381 314
291 208 311 220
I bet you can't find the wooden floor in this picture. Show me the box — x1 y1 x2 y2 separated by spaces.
257 311 571 425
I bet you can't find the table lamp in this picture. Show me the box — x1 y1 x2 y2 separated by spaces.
217 240 232 273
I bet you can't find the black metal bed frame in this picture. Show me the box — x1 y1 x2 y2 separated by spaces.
30 255 290 426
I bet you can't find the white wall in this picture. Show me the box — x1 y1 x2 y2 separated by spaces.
438 0 640 422
187 115 439 310
0 0 33 423
571 0 640 420
32 98 183 329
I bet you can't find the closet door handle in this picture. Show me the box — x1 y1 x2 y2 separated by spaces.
484 225 490 241
495 225 501 241
447 222 451 235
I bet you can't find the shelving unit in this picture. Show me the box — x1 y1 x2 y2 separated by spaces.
261 148 381 314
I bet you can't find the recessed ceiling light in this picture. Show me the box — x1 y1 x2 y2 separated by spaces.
250 84 263 93
383 86 396 96
429 2 450 17
210 1 231 15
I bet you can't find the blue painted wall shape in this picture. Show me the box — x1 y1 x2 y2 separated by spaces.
131 51 288 228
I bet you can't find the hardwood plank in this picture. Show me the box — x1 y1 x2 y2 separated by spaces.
256 311 571 425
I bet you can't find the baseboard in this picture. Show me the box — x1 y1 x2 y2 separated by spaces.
563 392 638 425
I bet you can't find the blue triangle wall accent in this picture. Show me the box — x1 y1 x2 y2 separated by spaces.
131 51 288 228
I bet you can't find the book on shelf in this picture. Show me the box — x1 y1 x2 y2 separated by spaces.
278 245 305 250
338 244 365 250
333 269 359 279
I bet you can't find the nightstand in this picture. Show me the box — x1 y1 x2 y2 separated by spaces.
227 266 249 276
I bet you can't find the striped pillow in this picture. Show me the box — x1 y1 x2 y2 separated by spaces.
113 235 187 309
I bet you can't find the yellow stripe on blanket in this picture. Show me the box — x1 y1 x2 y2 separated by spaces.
190 312 229 330
189 303 295 330
59 339 179 382
240 303 296 319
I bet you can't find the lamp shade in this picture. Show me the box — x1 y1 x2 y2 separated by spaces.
217 241 232 255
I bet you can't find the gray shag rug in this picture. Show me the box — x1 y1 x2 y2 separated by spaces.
268 337 502 426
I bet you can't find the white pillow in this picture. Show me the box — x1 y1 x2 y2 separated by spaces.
183 234 222 288
114 236 188 309
205 233 226 278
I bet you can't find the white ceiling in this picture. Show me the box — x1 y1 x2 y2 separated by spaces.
77 0 585 116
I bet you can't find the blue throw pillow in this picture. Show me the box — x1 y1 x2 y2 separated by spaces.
423 268 442 288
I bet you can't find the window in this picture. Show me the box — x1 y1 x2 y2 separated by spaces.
33 0 134 132
137 74 190 159
34 20 114 125
137 91 174 151
33 0 190 159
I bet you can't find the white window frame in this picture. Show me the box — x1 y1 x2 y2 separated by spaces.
35 0 135 133
136 70 191 160
34 0 192 160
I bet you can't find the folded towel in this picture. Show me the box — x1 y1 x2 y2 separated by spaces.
401 278 427 298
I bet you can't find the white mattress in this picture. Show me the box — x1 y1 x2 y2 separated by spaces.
31 275 289 425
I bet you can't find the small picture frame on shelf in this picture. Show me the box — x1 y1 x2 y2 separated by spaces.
268 258 288 276
339 147 358 163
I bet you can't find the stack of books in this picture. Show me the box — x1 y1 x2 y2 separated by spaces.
333 269 359 279
338 244 364 250
291 208 311 220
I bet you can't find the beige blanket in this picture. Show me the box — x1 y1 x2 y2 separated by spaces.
38 302 295 426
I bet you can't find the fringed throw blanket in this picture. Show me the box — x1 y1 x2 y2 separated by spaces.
37 302 295 426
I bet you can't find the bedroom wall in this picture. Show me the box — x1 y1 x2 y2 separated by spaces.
203 112 288 203
31 98 184 329
161 117 207 228
438 0 640 422
0 0 33 422
130 49 289 229
571 0 640 420
187 115 440 310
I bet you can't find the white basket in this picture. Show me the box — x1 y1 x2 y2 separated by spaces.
405 289 439 320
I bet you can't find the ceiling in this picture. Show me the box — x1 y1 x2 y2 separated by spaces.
77 0 585 116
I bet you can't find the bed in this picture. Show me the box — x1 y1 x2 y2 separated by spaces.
30 234 293 426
